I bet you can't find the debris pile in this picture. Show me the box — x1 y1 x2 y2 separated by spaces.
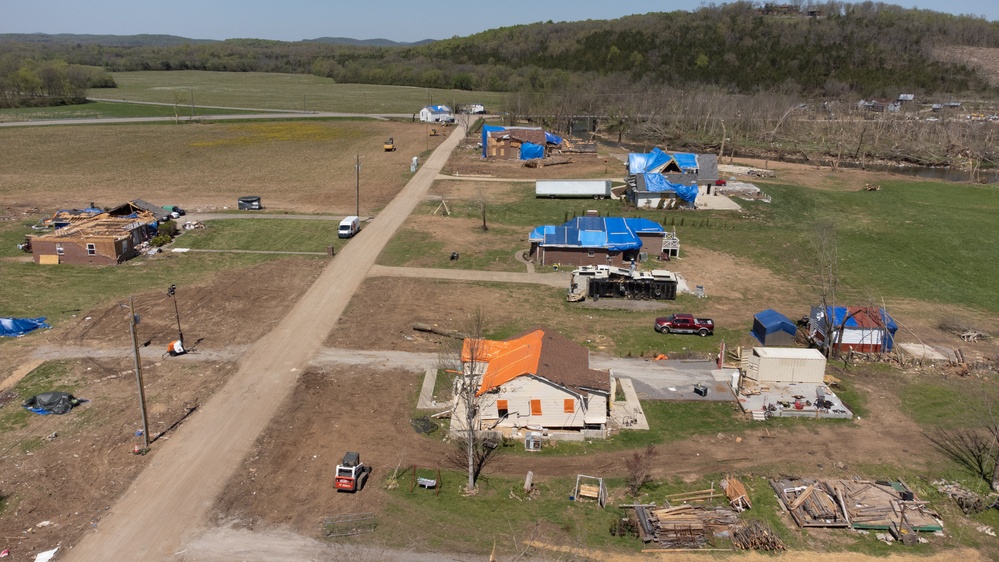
636 503 739 549
771 478 943 539
732 520 785 551
934 480 999 514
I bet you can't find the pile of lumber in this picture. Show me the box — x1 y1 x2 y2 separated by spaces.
638 504 739 549
664 487 722 504
732 520 785 552
723 477 752 511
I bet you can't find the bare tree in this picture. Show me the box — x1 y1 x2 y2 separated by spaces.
438 309 493 493
474 187 488 232
926 386 999 492
812 220 840 357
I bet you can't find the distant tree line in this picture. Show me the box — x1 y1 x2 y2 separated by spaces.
2 2 997 100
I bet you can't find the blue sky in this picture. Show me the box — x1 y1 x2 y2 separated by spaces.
3 1 997 43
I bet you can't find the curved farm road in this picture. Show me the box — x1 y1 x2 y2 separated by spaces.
63 124 468 561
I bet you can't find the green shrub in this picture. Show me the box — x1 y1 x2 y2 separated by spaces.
151 234 173 247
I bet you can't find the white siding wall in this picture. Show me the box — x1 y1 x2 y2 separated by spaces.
481 377 588 429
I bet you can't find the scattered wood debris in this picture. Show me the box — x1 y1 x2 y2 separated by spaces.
523 156 573 168
637 504 740 549
933 480 999 514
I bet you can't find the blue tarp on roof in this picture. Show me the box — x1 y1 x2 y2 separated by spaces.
425 105 451 113
823 307 898 351
519 142 545 160
531 217 666 252
752 309 797 345
672 152 699 171
545 132 563 145
640 174 699 203
628 147 672 174
0 317 50 337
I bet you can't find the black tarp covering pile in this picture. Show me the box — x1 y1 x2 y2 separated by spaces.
22 392 84 415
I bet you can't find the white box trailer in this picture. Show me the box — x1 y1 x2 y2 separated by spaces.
536 180 612 199
743 347 826 384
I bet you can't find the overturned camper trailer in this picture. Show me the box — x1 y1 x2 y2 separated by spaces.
568 265 678 302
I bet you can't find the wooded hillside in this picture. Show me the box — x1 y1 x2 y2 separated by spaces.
2 1 998 107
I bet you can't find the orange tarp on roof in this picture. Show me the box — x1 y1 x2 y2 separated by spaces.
462 330 544 396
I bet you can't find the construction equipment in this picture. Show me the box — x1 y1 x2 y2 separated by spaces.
429 128 440 137
383 137 395 151
334 452 369 493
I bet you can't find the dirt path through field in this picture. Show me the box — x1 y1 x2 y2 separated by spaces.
63 124 468 561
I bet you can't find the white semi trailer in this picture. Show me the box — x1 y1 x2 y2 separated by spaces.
536 180 612 199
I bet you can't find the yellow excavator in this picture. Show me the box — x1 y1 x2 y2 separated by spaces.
383 137 395 151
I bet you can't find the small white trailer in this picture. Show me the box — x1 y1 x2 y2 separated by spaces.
536 180 612 199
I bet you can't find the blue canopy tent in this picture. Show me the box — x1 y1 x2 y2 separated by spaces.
751 309 797 346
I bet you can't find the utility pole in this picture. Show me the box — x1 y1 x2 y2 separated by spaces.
167 284 183 344
355 153 360 218
128 297 150 450
190 88 195 118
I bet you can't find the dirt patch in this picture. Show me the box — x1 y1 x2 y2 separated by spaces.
0 358 237 558
444 140 627 180
53 258 325 350
211 367 449 533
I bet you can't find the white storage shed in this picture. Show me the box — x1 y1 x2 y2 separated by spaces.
743 347 826 384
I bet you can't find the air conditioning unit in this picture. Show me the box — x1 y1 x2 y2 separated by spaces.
639 252 649 262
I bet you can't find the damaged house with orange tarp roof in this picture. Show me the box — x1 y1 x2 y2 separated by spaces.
458 328 612 439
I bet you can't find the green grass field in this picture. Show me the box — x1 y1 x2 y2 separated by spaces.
171 219 342 253
0 101 262 122
0 252 278 322
87 71 509 114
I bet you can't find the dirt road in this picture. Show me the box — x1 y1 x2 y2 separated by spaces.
63 124 468 561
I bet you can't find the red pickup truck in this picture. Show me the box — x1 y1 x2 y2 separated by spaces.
654 314 714 336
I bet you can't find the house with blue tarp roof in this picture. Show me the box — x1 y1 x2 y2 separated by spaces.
528 216 668 266
419 105 454 123
625 148 719 208
808 306 897 353
482 125 564 160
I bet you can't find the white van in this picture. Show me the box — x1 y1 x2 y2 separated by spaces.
338 216 360 239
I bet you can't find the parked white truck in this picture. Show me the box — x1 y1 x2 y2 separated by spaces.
536 180 612 199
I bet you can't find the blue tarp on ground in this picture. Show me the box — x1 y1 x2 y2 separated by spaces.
544 132 563 145
752 309 797 345
640 174 699 203
0 317 50 337
519 142 545 160
628 147 672 174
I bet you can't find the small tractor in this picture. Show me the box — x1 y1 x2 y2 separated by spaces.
334 451 369 493
383 137 395 151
